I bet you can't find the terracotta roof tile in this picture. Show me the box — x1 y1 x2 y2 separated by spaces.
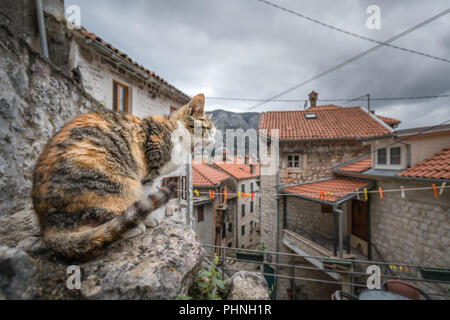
193 164 230 187
282 178 371 202
213 159 260 180
338 156 372 173
397 146 450 180
259 106 392 140
377 115 401 126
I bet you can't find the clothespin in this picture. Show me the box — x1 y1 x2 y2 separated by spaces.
212 190 215 199
242 192 246 199
326 191 330 201
432 184 438 198
238 192 241 200
379 187 383 199
251 192 254 201
439 182 447 195
209 190 212 198
364 188 368 200
153 186 157 191
156 186 160 191
400 186 405 199
399 266 403 271
194 189 199 197
404 266 409 272
319 190 323 200
224 190 227 200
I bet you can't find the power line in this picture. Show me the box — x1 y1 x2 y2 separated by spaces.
256 0 450 64
206 93 450 103
247 8 450 111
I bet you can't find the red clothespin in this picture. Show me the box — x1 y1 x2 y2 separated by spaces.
251 192 254 201
432 184 438 198
242 192 246 199
212 190 215 199
209 190 212 198
224 190 227 200
379 187 383 199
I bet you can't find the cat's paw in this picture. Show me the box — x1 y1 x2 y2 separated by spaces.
144 214 162 228
122 222 146 240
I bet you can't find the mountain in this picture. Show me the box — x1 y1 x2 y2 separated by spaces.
206 109 260 133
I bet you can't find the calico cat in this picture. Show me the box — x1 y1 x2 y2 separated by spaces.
32 94 215 260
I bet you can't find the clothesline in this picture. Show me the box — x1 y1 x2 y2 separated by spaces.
156 183 448 200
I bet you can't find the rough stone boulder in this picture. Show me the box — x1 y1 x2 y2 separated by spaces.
225 271 269 300
0 210 205 300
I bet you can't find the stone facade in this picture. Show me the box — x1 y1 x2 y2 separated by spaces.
236 178 260 248
279 140 370 185
370 178 450 296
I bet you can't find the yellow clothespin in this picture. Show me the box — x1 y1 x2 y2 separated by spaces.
238 192 241 200
194 189 199 197
364 188 368 200
326 191 330 201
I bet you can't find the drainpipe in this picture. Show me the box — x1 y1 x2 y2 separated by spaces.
35 0 49 59
333 206 344 258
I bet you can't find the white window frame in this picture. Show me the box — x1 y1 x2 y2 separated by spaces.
376 146 402 170
287 154 301 169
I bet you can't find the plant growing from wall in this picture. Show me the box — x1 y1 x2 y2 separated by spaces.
176 254 226 300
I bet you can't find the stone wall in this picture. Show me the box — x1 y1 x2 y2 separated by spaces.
281 196 335 236
0 22 100 216
370 178 450 296
259 173 279 253
279 140 369 185
236 178 260 248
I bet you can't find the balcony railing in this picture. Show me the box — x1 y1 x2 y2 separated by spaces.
286 225 350 256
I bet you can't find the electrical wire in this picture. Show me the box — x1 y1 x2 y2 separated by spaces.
247 8 450 110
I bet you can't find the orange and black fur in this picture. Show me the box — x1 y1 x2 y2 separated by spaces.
32 94 215 260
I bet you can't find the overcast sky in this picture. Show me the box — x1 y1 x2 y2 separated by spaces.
66 0 450 129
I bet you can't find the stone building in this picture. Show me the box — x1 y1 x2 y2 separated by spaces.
0 0 193 226
213 155 261 249
257 92 406 299
192 163 238 254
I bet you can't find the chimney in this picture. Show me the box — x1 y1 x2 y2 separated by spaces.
250 164 255 175
308 91 318 108
245 155 249 165
222 150 227 162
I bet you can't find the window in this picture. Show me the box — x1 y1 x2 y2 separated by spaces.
250 183 254 192
162 177 179 199
241 204 245 217
376 146 402 168
377 148 387 165
250 201 254 213
228 222 233 233
197 206 204 222
228 242 232 248
241 225 245 236
287 155 300 168
222 223 226 239
390 147 401 165
113 81 129 113
241 184 245 193
250 221 254 231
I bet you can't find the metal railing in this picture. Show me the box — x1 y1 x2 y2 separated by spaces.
286 225 350 256
203 244 450 300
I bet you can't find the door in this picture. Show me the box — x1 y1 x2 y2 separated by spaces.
351 199 368 241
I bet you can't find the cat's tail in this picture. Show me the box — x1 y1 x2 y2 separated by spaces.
42 182 177 260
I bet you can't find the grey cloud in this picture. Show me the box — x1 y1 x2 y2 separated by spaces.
66 0 450 128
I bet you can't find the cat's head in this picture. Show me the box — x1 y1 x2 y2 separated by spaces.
171 93 216 151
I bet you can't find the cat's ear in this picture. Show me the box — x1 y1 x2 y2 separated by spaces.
188 94 205 117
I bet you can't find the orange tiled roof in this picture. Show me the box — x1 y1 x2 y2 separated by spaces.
259 106 392 140
282 178 370 202
193 164 230 187
377 115 401 126
213 159 260 180
78 28 189 100
338 156 372 173
397 146 450 180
